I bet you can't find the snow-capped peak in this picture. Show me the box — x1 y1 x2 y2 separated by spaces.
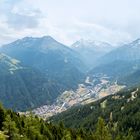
130 38 140 48
71 39 112 50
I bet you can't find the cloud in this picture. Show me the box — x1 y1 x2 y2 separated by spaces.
8 7 42 29
55 21 131 46
0 0 43 30
0 0 140 46
0 0 45 45
72 21 132 45
0 20 17 44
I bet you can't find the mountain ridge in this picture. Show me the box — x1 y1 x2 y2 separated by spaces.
0 36 85 111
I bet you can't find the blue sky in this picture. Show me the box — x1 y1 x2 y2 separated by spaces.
0 0 140 45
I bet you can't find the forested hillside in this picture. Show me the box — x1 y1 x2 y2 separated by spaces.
0 53 74 111
0 104 132 140
51 87 140 139
0 36 85 111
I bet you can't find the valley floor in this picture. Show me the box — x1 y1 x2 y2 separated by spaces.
26 75 125 119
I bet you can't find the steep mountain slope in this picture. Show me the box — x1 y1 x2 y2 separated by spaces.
0 53 66 111
0 36 85 89
0 37 86 111
100 39 140 64
0 36 84 72
120 69 140 86
89 39 140 86
0 104 132 140
71 39 113 69
0 53 22 75
90 60 140 81
51 87 140 139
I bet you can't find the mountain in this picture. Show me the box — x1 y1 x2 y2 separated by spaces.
90 60 140 81
89 39 140 86
100 39 140 64
120 69 140 86
71 39 113 69
0 36 84 72
0 36 85 89
0 53 22 75
0 53 66 111
51 87 140 139
0 36 85 111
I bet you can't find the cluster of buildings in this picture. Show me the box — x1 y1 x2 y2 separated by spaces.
31 75 125 119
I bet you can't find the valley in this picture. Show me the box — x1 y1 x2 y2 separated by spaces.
31 75 125 118
1 1 140 139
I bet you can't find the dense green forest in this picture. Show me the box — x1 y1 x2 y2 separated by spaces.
0 52 84 111
51 87 140 140
0 103 133 140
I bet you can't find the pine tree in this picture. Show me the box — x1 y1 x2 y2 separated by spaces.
2 115 20 140
62 130 72 140
93 117 112 140
0 104 5 129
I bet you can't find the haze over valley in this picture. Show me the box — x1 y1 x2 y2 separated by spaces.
0 36 140 116
1 0 140 139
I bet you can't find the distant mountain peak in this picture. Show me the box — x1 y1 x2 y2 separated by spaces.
2 35 63 51
131 38 140 46
42 35 55 40
9 35 56 45
20 35 56 43
72 39 112 49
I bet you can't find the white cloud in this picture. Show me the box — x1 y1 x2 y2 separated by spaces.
0 0 140 46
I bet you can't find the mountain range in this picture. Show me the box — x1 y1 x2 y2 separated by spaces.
1 36 140 112
0 36 85 111
99 39 140 64
72 39 113 69
90 39 140 86
0 53 65 111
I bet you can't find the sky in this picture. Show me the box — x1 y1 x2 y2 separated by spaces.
0 0 140 46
